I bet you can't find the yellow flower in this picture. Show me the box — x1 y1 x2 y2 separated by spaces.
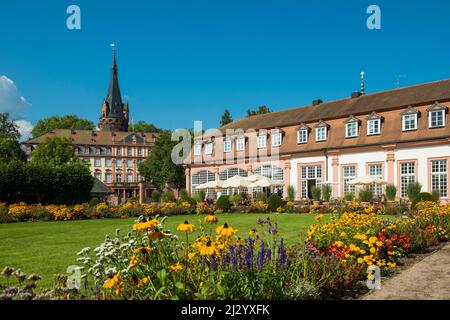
148 228 165 240
133 245 152 255
137 277 149 287
130 255 138 265
387 262 396 268
340 232 348 237
204 214 218 224
388 251 395 256
315 214 324 222
357 258 364 264
133 219 159 232
168 263 184 272
188 252 196 260
215 223 236 238
177 221 196 232
103 272 121 289
369 236 378 244
370 247 377 254
199 241 218 256
354 233 367 240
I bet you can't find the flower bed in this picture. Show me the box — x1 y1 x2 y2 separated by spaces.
2 201 449 300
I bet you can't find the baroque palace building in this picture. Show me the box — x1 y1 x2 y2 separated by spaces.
24 51 157 202
186 78 450 202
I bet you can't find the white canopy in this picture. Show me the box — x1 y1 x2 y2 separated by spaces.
195 180 227 190
248 176 284 188
348 175 387 186
222 175 252 188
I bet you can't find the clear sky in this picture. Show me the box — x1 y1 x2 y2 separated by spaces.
1 0 450 137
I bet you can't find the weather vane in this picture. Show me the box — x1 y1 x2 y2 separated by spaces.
110 43 116 55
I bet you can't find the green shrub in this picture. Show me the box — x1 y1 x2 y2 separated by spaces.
412 192 435 209
267 194 283 212
34 205 52 221
406 182 422 202
321 184 332 202
256 192 267 202
89 197 100 207
151 190 161 203
343 193 354 201
216 195 231 212
179 189 189 200
358 188 373 202
0 204 15 224
431 190 441 202
288 185 296 201
162 191 176 203
311 187 321 201
385 184 397 201
229 194 243 206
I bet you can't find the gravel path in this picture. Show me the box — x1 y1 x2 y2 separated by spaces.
361 243 450 300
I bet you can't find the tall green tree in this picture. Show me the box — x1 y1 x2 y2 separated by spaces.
31 137 76 166
0 113 26 163
247 105 271 117
220 109 233 126
32 115 94 138
138 130 185 190
129 121 161 133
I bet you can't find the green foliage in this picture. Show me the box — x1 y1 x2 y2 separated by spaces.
216 195 231 212
220 109 233 126
0 113 21 141
288 185 295 201
151 190 161 203
385 184 397 201
0 160 93 205
162 191 176 203
32 115 94 138
321 184 332 202
406 182 422 202
311 186 321 201
247 105 271 117
267 194 283 212
0 137 26 163
432 190 441 202
358 188 374 202
343 193 354 201
31 137 76 166
179 189 189 200
89 197 100 207
229 194 243 206
412 192 435 209
256 192 267 202
129 121 161 133
138 131 186 190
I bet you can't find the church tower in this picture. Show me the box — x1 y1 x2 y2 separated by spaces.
98 46 129 131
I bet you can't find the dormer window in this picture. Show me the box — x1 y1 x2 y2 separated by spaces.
297 123 309 144
271 129 283 147
236 136 245 151
345 116 359 138
428 103 447 128
401 106 419 131
257 131 267 149
194 143 202 156
315 121 328 142
224 139 232 153
205 142 213 155
366 112 383 136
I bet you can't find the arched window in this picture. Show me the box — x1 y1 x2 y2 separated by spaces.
191 170 216 198
253 165 283 181
219 168 248 196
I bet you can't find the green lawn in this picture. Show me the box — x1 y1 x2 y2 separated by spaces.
0 213 323 287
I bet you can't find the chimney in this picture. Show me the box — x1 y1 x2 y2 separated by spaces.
312 99 323 106
351 91 362 98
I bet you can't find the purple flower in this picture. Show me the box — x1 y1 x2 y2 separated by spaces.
257 241 266 269
279 239 286 269
257 218 264 225
269 226 277 234
265 217 271 224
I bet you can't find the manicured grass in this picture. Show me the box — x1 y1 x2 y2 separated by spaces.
0 213 322 287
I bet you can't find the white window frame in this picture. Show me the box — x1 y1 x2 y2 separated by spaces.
236 137 245 151
400 162 416 198
402 114 418 131
368 164 383 196
367 119 381 135
194 143 202 156
105 158 112 167
316 127 327 142
205 142 213 155
257 134 267 149
343 166 356 195
272 131 282 147
224 139 232 153
431 160 448 198
429 110 445 128
345 122 358 138
94 158 101 167
297 129 308 144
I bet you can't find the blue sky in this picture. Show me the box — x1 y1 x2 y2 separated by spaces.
1 0 450 137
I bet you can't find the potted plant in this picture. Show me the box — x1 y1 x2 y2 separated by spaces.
385 184 397 204
358 187 374 207
321 184 332 205
311 186 322 206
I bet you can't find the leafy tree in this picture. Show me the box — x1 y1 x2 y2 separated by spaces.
220 109 233 126
129 121 161 133
31 137 76 166
32 115 94 138
247 105 271 117
0 138 26 163
138 130 185 190
0 113 21 141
